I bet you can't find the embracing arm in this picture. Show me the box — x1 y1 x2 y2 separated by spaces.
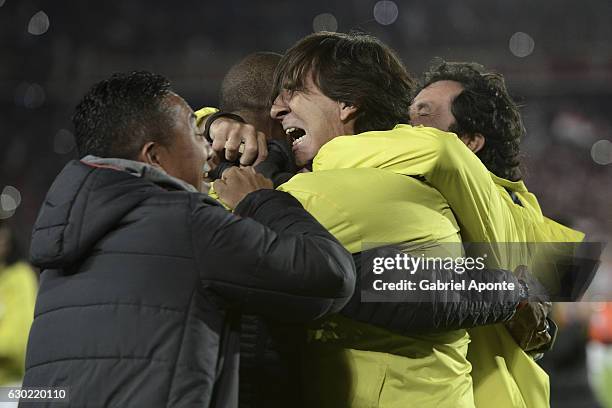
275 180 525 333
313 125 512 246
192 189 355 323
341 247 525 334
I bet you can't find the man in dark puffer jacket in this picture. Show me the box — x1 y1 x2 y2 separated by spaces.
20 71 355 408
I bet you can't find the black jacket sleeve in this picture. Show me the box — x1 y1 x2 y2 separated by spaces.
191 189 355 323
341 247 522 334
254 139 297 187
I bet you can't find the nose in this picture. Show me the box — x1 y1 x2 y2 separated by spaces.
270 91 291 120
408 104 416 124
409 103 428 126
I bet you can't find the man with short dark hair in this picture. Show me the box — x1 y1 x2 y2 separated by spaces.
220 52 286 142
197 52 285 170
210 51 302 408
20 71 355 407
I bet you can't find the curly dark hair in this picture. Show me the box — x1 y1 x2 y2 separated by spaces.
272 31 414 134
73 71 174 160
418 60 524 181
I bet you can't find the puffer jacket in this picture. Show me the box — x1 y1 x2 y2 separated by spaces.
20 158 355 408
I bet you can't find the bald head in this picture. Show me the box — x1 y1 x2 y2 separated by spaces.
219 52 285 140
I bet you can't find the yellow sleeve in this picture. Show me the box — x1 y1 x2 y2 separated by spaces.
278 176 360 253
313 124 511 246
210 169 357 250
0 262 37 383
195 107 219 126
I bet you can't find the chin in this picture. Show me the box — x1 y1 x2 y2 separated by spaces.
294 145 315 166
294 156 309 168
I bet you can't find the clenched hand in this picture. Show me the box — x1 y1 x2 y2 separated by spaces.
214 167 273 209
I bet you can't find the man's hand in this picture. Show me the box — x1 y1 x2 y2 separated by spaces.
504 265 554 355
505 301 553 353
209 117 268 165
214 167 273 209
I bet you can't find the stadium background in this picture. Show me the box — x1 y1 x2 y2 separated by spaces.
1 0 611 406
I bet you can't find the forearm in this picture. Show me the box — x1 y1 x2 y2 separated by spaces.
197 190 356 322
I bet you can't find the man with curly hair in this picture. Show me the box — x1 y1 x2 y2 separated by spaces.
315 60 586 408
409 60 523 181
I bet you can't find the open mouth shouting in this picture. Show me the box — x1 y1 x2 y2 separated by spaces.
284 126 314 167
285 126 306 146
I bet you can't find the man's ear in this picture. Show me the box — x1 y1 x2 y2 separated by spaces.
460 133 485 153
138 141 163 167
339 102 358 122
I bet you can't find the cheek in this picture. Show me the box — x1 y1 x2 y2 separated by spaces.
420 114 449 132
314 109 341 143
190 139 207 161
410 116 425 126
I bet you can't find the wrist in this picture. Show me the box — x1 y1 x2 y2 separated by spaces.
517 279 529 307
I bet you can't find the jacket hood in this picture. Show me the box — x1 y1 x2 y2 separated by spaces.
30 159 187 270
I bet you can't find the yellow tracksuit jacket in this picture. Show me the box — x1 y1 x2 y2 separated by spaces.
312 124 585 408
278 167 475 408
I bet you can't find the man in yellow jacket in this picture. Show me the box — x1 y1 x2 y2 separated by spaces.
205 34 540 408
209 33 479 408
311 61 588 408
